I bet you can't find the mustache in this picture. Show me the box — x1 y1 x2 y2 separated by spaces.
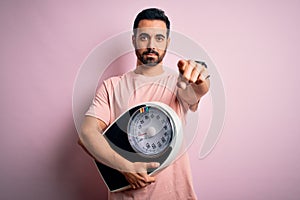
142 49 159 56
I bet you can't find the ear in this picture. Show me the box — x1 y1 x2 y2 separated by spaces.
132 35 136 48
166 37 171 48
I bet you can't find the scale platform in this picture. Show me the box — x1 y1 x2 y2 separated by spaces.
94 102 183 192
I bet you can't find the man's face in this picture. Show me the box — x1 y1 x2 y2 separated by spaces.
133 20 169 66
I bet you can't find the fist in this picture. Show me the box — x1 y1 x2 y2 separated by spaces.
177 59 210 89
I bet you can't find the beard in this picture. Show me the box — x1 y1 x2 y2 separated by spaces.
135 48 167 67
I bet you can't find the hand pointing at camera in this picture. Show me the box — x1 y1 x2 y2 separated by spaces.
177 59 210 111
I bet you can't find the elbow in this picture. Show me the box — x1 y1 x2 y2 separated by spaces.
79 122 92 142
78 126 96 159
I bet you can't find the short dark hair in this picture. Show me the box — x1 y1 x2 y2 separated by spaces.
133 8 170 37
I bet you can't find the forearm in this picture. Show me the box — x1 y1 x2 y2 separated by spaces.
79 117 133 172
79 116 160 189
177 79 210 111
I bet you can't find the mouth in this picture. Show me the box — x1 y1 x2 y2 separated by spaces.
143 50 159 57
145 53 157 57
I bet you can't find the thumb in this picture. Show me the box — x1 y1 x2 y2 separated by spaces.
142 163 160 182
145 162 160 169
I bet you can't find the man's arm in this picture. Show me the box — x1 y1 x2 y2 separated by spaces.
176 59 210 111
79 116 160 189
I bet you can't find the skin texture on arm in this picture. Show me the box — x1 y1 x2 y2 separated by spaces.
79 116 159 189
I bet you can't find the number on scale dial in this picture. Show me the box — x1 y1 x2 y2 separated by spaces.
127 106 173 157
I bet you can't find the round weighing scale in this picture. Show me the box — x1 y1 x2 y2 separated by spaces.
94 102 183 192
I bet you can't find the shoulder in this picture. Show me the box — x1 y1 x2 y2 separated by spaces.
102 72 130 86
103 75 122 85
98 71 134 92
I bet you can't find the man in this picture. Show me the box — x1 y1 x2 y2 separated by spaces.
79 8 210 199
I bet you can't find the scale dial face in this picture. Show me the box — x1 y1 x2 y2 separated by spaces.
127 106 174 157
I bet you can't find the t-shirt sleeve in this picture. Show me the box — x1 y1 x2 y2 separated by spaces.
85 81 111 125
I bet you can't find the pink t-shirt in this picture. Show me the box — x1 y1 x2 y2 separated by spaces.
86 69 197 200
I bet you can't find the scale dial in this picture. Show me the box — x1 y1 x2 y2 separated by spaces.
127 105 174 158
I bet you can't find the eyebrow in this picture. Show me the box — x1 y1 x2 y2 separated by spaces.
138 33 166 38
138 33 150 37
156 34 166 38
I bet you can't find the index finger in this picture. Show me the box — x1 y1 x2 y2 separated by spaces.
140 173 156 183
177 59 188 74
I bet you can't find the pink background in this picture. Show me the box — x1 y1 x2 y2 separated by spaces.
1 0 299 199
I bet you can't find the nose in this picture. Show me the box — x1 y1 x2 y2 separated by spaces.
147 38 156 49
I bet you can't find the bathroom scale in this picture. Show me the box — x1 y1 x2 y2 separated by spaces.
94 102 183 192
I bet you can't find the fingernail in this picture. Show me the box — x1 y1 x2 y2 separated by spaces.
177 81 187 89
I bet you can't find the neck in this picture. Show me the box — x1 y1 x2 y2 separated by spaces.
134 61 164 76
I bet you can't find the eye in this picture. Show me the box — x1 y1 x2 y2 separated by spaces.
139 35 149 41
156 35 165 42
